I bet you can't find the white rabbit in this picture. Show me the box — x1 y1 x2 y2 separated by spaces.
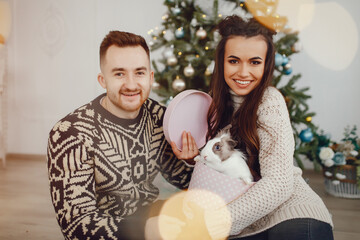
194 125 253 184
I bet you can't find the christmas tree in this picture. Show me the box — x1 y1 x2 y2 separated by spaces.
148 0 321 169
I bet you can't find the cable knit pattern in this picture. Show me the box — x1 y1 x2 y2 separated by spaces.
206 87 333 238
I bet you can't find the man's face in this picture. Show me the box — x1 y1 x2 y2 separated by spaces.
98 45 154 119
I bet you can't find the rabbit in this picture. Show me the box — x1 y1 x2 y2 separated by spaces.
194 125 254 184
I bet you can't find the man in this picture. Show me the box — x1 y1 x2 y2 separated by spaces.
47 31 197 239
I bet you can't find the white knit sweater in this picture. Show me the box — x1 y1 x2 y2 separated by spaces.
205 86 333 239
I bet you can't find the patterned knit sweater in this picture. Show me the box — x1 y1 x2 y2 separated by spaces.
205 87 333 239
47 94 193 239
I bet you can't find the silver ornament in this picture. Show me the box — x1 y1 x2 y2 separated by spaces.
162 47 174 58
172 77 186 92
284 63 292 70
184 63 195 77
152 81 160 90
167 55 178 66
191 18 198 27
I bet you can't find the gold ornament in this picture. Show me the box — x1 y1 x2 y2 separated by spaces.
306 116 312 122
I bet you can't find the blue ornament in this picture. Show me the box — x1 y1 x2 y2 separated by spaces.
284 67 292 75
275 53 283 67
282 56 289 66
175 27 185 39
299 128 314 143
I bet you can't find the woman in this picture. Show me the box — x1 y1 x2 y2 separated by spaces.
204 15 334 240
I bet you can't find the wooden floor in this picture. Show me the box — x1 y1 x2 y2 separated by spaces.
0 156 359 240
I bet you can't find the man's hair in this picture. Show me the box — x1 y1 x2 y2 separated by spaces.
99 31 150 66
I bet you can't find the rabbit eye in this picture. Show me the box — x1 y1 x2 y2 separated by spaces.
214 144 221 151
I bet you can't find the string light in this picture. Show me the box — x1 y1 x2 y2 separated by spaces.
205 46 209 50
218 14 222 17
202 14 206 18
196 54 200 58
178 52 182 56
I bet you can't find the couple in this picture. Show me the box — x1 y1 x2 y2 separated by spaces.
47 15 333 240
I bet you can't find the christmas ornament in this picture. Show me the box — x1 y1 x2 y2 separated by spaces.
152 81 160 90
184 63 195 77
283 63 292 75
162 46 174 58
306 116 312 122
196 27 207 39
167 55 178 66
172 76 186 92
284 63 291 70
162 14 169 21
299 128 314 143
191 18 198 27
175 27 185 39
282 56 289 66
172 6 181 15
213 31 221 42
275 53 283 67
205 68 212 76
284 67 292 75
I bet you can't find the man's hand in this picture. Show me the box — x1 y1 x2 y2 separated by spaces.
171 131 199 163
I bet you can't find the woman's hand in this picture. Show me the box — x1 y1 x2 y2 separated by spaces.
171 131 199 163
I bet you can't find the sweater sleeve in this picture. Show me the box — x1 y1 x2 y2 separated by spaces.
158 141 194 190
205 87 296 237
47 120 143 239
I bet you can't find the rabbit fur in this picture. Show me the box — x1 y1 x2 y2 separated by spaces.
194 126 253 184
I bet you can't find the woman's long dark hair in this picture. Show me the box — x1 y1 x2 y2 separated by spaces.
207 15 276 181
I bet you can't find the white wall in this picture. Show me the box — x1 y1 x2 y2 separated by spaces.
4 0 360 156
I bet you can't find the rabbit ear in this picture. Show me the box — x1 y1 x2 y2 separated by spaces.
215 124 232 138
223 124 232 132
221 133 237 150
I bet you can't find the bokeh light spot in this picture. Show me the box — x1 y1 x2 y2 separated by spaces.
300 2 358 71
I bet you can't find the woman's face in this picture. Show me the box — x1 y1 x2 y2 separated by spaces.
223 35 267 96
